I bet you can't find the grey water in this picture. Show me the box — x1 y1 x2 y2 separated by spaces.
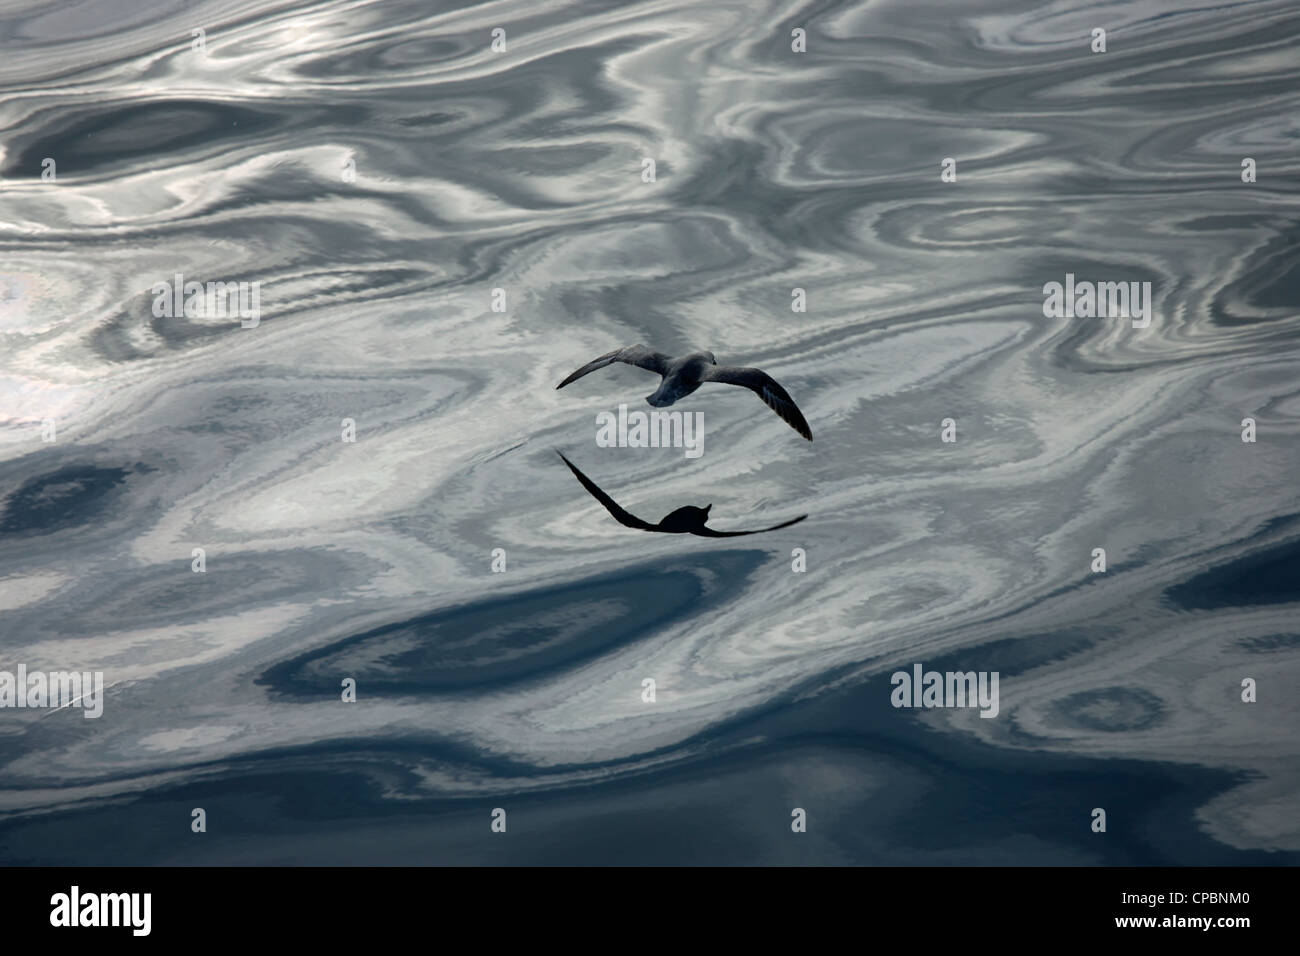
0 0 1298 865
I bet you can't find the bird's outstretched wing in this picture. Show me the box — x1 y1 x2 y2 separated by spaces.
693 514 807 537
556 345 671 389
557 452 657 531
702 365 813 440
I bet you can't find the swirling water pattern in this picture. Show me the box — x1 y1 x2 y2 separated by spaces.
0 0 1298 864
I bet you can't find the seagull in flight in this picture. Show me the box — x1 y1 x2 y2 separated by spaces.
558 452 807 537
556 346 812 441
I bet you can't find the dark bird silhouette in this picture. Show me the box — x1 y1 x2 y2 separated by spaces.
558 452 806 537
556 345 813 441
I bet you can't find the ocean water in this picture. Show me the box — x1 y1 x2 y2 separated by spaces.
1 0 1298 865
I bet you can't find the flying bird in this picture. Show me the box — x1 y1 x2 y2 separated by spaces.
556 345 813 441
557 452 806 537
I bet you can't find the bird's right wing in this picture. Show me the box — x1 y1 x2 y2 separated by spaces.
702 365 813 440
557 452 657 531
693 514 808 537
556 345 670 389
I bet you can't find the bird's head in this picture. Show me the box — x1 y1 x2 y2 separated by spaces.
704 351 717 364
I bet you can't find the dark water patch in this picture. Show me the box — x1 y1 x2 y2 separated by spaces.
257 550 764 695
10 100 279 175
398 110 462 128
1235 633 1300 652
1210 223 1300 325
1165 536 1300 609
0 464 135 536
918 630 1100 680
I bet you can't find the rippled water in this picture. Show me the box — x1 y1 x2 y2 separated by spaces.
1 0 1298 864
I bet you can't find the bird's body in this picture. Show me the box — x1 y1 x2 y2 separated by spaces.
643 352 713 407
556 345 812 440
655 505 715 534
557 452 806 537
